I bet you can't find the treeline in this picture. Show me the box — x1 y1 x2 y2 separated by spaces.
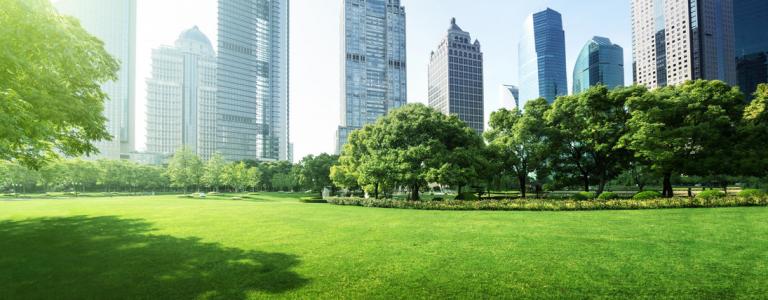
0 147 339 195
333 80 768 200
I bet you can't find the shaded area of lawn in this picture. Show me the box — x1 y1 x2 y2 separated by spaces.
0 216 308 299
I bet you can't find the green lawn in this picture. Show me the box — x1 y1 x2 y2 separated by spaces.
1 193 766 299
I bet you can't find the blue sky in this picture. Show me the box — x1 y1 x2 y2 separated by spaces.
129 0 634 161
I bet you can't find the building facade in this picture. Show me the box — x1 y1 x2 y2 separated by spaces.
428 18 484 134
217 0 290 162
500 85 520 109
519 8 567 105
734 0 768 100
572 37 625 94
145 27 217 160
337 0 407 153
632 0 737 88
54 0 136 160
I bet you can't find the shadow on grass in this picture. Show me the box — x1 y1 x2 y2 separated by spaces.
0 216 308 299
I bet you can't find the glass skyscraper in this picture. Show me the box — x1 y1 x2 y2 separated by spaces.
500 85 520 109
632 0 736 88
428 18 484 134
337 0 407 153
734 0 768 100
146 27 217 160
54 0 136 160
217 0 290 162
518 8 567 105
572 37 625 94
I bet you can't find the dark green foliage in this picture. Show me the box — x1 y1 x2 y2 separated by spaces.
598 192 619 200
455 192 478 201
633 191 663 200
547 85 642 194
622 80 746 197
333 104 486 200
299 199 328 204
485 99 552 198
327 196 768 211
697 190 726 200
573 192 597 201
298 154 339 193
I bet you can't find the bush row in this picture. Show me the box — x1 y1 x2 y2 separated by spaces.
326 196 768 212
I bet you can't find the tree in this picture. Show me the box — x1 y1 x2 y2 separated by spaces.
202 152 226 192
246 167 262 192
547 85 642 194
336 104 485 200
221 162 249 193
485 99 552 198
0 161 38 193
334 126 398 199
298 154 339 194
622 80 745 197
166 147 203 193
1 0 119 169
738 84 768 177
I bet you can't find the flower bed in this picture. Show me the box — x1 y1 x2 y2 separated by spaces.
326 196 768 212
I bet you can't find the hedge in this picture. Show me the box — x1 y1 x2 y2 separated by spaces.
326 196 768 212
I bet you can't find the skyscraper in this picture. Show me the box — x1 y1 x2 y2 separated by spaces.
573 37 625 94
428 18 484 134
500 85 520 109
337 0 407 153
519 8 567 105
217 0 290 162
54 0 136 160
734 0 768 100
146 27 217 159
632 0 737 88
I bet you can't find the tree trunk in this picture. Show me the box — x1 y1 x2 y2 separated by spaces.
518 175 527 199
374 182 380 199
583 175 590 192
410 182 420 201
663 172 673 198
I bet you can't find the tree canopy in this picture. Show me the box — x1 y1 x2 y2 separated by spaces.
485 99 552 198
622 80 745 196
334 104 486 200
1 0 118 168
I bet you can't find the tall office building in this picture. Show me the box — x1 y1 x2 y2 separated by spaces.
519 8 567 105
55 0 136 160
500 85 520 109
145 27 217 160
217 0 290 161
734 0 768 100
337 0 407 153
573 37 625 94
631 0 737 88
428 18 484 134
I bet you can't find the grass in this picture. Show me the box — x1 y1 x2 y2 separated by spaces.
1 193 767 299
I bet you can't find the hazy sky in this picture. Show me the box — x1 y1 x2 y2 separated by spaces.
128 0 633 161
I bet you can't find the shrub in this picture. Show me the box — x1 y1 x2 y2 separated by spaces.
739 189 765 198
455 192 478 201
326 195 768 212
572 192 597 201
300 199 328 204
697 190 725 200
633 191 662 200
432 197 444 201
598 192 619 200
